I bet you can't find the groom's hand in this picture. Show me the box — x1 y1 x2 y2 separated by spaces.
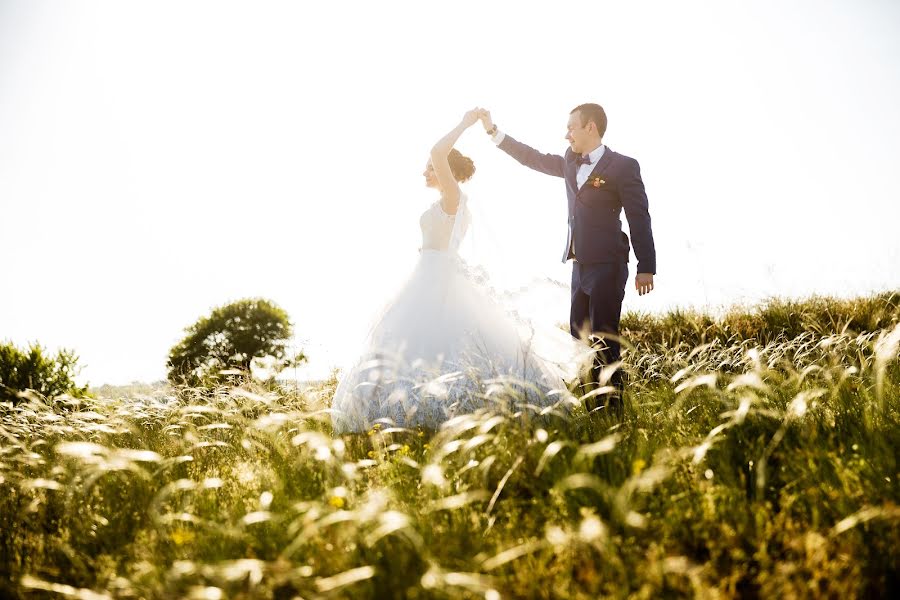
636 273 654 296
478 109 494 133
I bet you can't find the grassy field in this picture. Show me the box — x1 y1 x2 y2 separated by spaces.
2 292 899 599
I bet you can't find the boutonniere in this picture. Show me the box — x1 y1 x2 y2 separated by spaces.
588 176 606 188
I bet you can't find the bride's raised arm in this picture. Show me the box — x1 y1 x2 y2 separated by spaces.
430 109 480 215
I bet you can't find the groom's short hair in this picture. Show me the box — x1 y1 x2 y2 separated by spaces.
571 103 607 138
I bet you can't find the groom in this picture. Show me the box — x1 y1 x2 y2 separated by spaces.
479 104 656 415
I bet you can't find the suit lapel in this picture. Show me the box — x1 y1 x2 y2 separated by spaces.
577 147 615 195
565 151 579 188
565 152 579 214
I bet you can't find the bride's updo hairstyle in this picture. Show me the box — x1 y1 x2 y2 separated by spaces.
448 149 476 183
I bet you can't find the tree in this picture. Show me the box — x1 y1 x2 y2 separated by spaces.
0 341 89 404
166 298 304 386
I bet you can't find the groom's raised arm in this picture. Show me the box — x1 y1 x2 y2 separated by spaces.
492 131 566 178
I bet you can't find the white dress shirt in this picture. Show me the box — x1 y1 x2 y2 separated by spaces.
575 143 606 189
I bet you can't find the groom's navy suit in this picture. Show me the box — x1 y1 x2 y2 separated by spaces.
497 134 656 403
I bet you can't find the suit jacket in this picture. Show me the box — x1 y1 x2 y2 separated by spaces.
498 134 656 274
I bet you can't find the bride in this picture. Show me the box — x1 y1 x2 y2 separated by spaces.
330 109 583 434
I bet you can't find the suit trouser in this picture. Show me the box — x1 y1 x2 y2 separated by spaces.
570 261 629 398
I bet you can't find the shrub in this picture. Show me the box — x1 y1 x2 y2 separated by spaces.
166 298 304 387
0 341 88 404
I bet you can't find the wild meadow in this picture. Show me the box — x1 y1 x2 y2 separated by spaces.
1 293 898 598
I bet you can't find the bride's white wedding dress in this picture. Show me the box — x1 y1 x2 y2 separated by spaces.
330 191 582 433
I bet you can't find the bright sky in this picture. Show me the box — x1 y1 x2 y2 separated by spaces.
2 0 899 386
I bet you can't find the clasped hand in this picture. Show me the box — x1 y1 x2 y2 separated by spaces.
461 108 492 130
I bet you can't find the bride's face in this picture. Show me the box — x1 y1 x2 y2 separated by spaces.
423 161 438 188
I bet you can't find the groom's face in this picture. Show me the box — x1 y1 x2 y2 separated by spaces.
566 111 592 154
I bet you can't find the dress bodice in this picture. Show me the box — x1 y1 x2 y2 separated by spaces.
419 193 470 252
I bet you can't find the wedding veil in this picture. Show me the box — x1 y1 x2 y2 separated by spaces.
448 190 593 384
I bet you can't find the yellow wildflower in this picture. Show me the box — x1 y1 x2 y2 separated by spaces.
170 528 195 546
632 458 646 475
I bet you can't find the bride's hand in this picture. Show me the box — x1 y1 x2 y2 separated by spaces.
461 108 480 128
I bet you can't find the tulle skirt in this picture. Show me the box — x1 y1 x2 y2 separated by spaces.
330 250 589 433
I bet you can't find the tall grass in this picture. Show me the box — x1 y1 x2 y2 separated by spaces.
621 290 900 348
1 292 898 598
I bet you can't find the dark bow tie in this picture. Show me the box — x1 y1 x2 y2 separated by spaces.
575 154 593 166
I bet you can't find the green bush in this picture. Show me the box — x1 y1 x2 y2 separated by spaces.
166 298 304 387
0 341 88 404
